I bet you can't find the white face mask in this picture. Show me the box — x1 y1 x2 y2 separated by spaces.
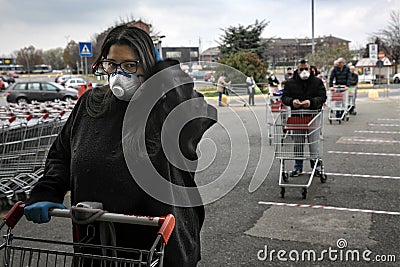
299 70 310 80
109 71 142 101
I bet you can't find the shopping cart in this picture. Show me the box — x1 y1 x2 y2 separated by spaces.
225 84 248 106
266 94 287 145
326 86 349 124
273 109 327 199
0 201 175 266
0 111 68 206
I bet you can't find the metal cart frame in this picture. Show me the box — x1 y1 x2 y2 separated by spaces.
273 109 327 199
0 201 175 267
326 86 349 124
266 95 288 145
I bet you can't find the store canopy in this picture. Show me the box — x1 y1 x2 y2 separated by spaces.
356 57 393 67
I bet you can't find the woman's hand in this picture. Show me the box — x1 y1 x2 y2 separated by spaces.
24 201 66 223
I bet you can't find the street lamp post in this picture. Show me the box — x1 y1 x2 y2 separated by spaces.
311 0 315 54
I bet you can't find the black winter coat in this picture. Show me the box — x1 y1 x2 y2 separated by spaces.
26 60 217 267
329 65 351 87
282 70 327 110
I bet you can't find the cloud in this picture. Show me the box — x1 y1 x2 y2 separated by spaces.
0 0 399 56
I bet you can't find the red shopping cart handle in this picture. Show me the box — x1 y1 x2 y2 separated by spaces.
3 201 25 229
158 214 175 244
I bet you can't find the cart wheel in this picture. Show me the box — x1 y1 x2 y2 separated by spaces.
353 111 357 115
346 116 349 121
338 120 341 124
282 172 289 182
329 119 332 124
301 188 307 199
320 174 328 183
280 187 285 198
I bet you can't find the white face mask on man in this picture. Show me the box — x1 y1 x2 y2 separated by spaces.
299 70 310 80
109 71 142 101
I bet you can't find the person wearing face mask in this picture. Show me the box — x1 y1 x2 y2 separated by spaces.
282 59 327 177
23 25 217 267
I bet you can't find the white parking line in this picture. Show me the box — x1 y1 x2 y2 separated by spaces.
378 118 400 121
328 151 400 157
326 172 400 180
355 130 400 134
368 123 400 127
338 138 400 144
259 202 400 216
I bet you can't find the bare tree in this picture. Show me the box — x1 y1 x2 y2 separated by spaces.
373 10 400 73
15 46 43 73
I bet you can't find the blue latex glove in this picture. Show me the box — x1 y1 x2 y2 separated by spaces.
24 201 67 223
154 46 163 62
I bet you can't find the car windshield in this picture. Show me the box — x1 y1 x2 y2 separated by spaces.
48 82 65 89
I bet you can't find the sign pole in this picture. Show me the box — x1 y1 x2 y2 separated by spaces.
84 57 88 77
80 57 84 75
79 42 93 77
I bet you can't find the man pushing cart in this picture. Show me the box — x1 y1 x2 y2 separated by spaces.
279 59 327 198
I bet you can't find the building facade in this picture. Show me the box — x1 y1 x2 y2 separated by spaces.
161 47 199 63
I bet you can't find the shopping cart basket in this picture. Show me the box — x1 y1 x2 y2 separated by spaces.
225 84 248 106
266 95 287 145
0 112 67 204
0 201 175 267
326 86 349 124
273 109 327 199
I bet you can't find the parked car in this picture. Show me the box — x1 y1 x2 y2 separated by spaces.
1 75 15 84
56 74 79 86
64 78 87 89
393 73 400 84
204 71 215 82
191 70 207 81
0 79 5 90
6 81 78 104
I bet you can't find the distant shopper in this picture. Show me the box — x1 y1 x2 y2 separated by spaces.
329 57 351 118
268 72 280 87
217 73 231 106
246 73 256 106
284 67 293 81
349 65 359 114
310 65 323 80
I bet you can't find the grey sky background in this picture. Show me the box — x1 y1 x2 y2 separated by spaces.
0 0 399 56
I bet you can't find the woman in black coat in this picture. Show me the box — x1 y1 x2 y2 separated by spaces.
24 25 217 267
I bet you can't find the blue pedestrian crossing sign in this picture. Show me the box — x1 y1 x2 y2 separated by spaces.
79 42 92 57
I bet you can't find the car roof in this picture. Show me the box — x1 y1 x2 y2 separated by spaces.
9 81 65 89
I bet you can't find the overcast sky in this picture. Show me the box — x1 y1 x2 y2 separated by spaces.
0 0 399 56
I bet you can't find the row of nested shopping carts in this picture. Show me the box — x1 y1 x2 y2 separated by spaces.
0 100 75 209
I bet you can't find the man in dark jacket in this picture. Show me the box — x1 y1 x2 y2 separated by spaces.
329 57 351 118
282 59 327 177
329 58 351 88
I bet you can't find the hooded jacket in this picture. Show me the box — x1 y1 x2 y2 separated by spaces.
26 59 217 266
329 65 351 87
282 70 327 110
